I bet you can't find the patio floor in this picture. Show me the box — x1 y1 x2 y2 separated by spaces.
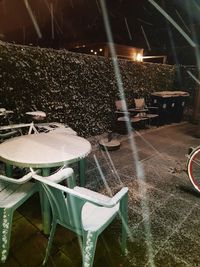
1 122 200 267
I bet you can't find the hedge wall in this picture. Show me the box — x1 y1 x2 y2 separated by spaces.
0 42 195 136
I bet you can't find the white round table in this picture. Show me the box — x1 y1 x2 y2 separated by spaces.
0 133 91 168
0 133 91 234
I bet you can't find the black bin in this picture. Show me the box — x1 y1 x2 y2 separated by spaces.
151 91 189 125
173 96 188 122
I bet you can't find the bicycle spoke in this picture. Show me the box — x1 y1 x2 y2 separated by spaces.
191 158 200 168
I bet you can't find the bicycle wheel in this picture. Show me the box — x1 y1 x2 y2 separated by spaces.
187 147 200 192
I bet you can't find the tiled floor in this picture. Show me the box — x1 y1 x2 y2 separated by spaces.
1 122 200 267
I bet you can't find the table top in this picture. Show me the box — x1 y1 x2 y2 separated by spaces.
0 133 91 168
151 91 189 97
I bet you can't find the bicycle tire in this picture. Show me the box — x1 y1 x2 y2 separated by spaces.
187 147 200 192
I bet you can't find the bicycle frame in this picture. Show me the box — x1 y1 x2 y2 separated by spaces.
0 109 77 143
0 122 39 142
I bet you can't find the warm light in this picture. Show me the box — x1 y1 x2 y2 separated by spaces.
99 48 103 52
136 53 143 62
94 51 97 55
90 49 93 53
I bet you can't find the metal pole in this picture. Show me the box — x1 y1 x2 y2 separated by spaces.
193 86 200 137
193 87 200 122
197 118 200 138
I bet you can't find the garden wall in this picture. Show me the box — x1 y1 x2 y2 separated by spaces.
0 42 197 136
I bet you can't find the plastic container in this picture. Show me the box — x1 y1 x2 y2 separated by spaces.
151 91 189 124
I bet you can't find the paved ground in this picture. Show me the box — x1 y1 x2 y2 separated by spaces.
1 122 200 267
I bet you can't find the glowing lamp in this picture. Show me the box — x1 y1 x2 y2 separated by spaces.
136 53 143 62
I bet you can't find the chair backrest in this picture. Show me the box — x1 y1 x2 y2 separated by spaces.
134 98 145 109
41 182 85 234
115 100 126 111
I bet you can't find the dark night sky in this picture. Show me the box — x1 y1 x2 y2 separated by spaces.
0 0 200 65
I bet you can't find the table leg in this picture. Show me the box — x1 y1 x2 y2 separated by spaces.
5 164 13 177
79 158 86 187
40 168 51 235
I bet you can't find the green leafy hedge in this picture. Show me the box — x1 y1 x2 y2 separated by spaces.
0 42 195 136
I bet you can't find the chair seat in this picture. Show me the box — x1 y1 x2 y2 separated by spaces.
48 127 77 135
74 187 119 231
0 181 36 208
117 116 129 122
117 116 148 123
36 122 77 135
146 114 159 119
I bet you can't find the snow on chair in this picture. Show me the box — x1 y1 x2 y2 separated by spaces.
0 108 14 117
35 122 77 135
32 168 128 267
26 111 77 135
0 172 38 262
25 111 47 121
134 98 159 125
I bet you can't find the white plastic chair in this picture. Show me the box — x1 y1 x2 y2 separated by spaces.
32 168 128 267
0 172 38 262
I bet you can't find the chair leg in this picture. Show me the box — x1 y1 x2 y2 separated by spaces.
82 231 98 267
79 159 86 187
120 193 128 254
5 164 13 177
0 208 13 263
43 220 57 265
